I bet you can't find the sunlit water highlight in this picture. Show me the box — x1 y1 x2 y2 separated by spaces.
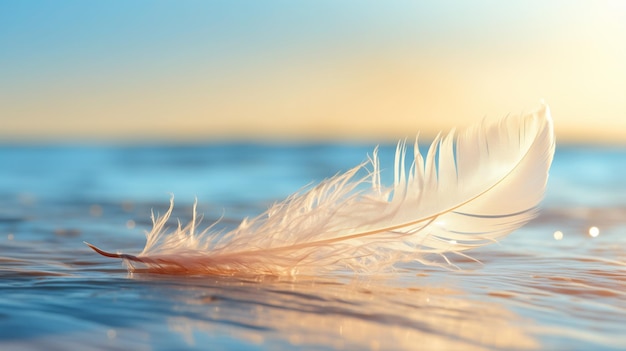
0 144 625 350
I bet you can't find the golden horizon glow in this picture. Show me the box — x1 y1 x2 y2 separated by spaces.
1 1 625 144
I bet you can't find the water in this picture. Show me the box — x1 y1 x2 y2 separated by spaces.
0 143 625 350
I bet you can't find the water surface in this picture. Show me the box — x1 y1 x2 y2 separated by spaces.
1 144 625 350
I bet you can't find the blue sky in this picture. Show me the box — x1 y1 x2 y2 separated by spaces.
1 1 625 142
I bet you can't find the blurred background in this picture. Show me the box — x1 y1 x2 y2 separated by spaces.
1 0 625 144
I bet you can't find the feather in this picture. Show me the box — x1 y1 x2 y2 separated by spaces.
86 104 555 276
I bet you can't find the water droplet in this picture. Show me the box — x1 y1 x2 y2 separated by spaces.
121 201 134 212
90 204 103 217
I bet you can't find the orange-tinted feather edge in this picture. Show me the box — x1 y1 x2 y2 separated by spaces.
84 242 143 262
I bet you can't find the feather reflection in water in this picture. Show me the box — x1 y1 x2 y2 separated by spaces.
160 276 538 350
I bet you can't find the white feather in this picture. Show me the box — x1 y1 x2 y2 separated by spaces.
87 104 555 276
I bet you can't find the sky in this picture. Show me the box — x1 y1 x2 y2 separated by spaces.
1 0 625 143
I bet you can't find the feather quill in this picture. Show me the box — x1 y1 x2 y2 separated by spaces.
87 105 555 276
